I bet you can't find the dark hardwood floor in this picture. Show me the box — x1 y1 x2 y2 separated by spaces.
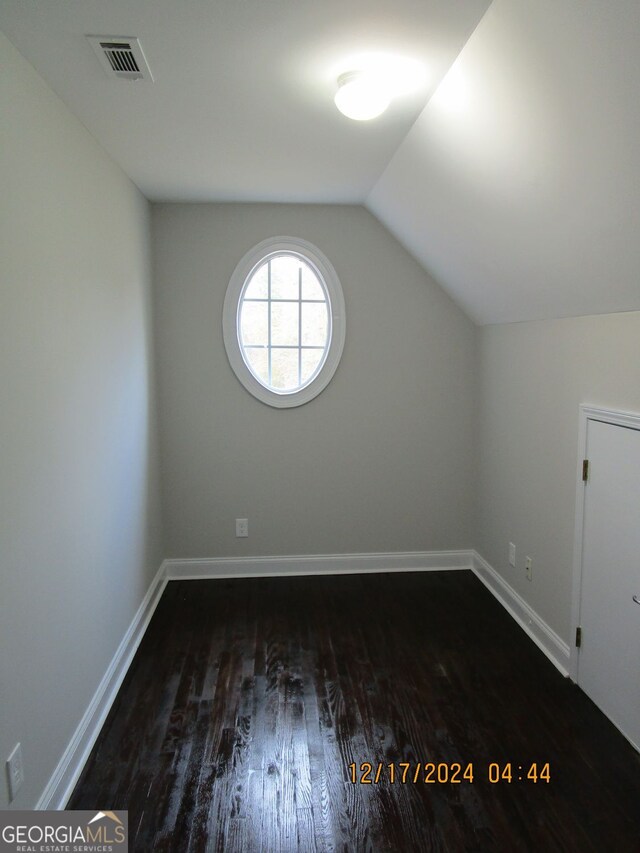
69 571 640 852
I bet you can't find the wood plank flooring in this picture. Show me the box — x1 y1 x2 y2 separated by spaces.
69 572 640 852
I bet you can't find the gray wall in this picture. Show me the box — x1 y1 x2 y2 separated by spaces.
6 13 638 811
0 32 163 808
153 203 477 558
477 311 640 642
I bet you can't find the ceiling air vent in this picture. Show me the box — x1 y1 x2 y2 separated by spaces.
87 36 154 82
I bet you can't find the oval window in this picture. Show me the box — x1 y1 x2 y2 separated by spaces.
223 237 346 407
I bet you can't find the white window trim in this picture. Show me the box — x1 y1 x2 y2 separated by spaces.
223 236 346 408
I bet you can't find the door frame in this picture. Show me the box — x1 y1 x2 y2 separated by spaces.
570 404 640 682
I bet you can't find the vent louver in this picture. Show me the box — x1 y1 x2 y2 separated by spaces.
87 36 154 82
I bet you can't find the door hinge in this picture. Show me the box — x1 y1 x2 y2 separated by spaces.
582 459 589 482
575 626 582 648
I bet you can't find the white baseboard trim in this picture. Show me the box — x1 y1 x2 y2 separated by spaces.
37 562 168 810
471 551 571 677
163 549 474 580
37 548 571 810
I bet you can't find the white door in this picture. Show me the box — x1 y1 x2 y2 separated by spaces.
578 417 640 751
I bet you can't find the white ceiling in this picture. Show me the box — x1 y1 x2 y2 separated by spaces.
0 0 489 203
369 0 640 323
2 0 640 324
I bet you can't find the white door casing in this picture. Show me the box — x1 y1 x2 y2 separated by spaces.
571 406 640 752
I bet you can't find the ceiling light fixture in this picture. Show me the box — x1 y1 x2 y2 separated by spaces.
334 71 391 121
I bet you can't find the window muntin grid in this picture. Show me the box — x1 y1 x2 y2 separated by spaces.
238 253 331 394
223 236 345 408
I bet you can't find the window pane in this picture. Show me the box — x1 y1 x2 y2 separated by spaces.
271 348 299 391
244 347 269 384
270 255 300 300
301 348 324 385
271 302 299 346
301 265 325 301
301 302 328 346
240 301 268 346
225 237 345 406
244 262 268 299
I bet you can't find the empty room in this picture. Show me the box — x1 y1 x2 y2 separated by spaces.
1 0 639 850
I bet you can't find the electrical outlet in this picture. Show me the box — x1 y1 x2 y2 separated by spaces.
525 557 533 582
235 518 249 538
6 742 24 802
508 542 516 567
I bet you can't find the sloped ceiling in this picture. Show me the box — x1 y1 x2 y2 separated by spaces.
2 0 640 324
368 0 640 324
0 0 489 203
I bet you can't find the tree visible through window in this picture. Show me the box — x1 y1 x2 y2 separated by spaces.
239 254 329 392
223 237 346 408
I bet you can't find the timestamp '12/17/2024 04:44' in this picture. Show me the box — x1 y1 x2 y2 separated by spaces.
348 762 551 785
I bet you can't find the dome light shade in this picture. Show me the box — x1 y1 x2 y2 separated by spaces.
334 71 390 121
